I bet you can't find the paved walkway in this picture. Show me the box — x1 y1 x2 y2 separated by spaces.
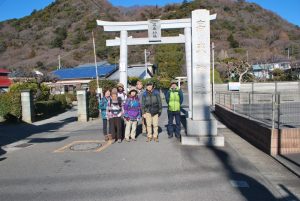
0 108 299 201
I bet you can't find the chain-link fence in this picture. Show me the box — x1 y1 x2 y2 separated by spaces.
215 92 300 128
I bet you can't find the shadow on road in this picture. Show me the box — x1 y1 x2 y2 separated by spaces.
0 116 76 157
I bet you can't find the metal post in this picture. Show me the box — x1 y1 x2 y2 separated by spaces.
248 92 251 118
144 49 147 79
184 27 192 117
92 31 100 94
271 94 275 129
212 42 215 107
120 30 128 91
58 55 61 70
277 93 281 130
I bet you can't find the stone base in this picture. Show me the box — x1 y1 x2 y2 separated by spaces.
78 114 89 122
187 119 217 136
181 135 225 146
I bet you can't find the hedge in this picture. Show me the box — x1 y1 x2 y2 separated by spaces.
49 94 68 109
0 92 22 121
88 92 99 118
89 80 117 94
35 100 62 116
9 82 50 101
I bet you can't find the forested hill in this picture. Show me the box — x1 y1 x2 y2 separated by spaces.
0 0 299 76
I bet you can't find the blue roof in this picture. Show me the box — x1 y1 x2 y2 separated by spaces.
53 63 118 80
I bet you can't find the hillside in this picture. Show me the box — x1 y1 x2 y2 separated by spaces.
0 0 299 76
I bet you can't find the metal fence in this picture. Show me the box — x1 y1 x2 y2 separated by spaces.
215 92 300 128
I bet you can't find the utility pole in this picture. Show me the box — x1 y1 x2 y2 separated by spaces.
58 55 61 70
144 49 150 79
212 42 215 107
92 31 100 95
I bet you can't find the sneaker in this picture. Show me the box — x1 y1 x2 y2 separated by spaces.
118 139 122 143
125 138 130 142
146 137 152 142
168 135 173 139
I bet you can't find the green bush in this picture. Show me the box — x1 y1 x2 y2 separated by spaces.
89 80 117 94
0 92 21 121
50 94 68 109
88 92 99 118
128 77 140 86
35 100 62 116
9 82 50 101
65 93 77 105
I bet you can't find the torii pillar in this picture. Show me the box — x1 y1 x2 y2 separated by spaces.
181 10 224 146
97 9 224 146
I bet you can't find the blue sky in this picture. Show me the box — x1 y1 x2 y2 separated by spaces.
0 0 299 26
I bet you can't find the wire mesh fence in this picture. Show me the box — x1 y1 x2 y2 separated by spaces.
215 91 300 128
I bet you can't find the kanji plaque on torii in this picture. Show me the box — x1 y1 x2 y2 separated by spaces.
148 19 161 42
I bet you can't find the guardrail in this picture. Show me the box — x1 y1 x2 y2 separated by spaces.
215 91 300 128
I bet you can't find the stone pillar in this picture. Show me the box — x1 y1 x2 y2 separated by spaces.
77 90 89 122
120 30 128 91
185 27 192 117
21 90 35 123
182 9 224 146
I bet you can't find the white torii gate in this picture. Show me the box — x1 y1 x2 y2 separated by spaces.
97 9 224 146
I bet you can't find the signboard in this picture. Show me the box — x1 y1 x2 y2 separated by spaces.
228 82 240 91
148 19 161 42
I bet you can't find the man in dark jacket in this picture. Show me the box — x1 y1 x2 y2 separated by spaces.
141 82 162 142
165 81 183 139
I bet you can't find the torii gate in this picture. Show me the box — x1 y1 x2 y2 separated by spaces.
97 9 224 146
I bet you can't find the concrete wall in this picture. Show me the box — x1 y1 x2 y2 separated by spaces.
214 81 300 93
215 105 300 155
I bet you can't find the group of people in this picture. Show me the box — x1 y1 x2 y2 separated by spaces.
98 80 183 144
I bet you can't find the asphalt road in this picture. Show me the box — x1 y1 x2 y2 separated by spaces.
0 105 299 200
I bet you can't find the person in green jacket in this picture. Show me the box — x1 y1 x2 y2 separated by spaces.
165 81 183 139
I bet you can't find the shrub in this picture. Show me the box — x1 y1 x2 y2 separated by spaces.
0 92 21 121
88 92 99 118
65 93 77 105
89 80 117 94
50 94 68 110
9 82 50 101
128 77 140 86
35 100 62 116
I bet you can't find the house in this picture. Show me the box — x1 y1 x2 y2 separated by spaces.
48 62 118 94
0 69 12 92
107 63 153 81
252 60 291 79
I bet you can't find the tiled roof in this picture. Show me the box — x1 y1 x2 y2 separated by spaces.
108 67 148 80
0 69 10 74
53 63 118 80
0 79 12 87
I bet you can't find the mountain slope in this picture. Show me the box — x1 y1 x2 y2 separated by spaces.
0 0 299 74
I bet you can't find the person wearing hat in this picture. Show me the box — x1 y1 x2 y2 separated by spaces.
141 81 162 142
136 80 147 136
117 82 127 103
165 80 183 139
107 88 123 143
123 87 141 142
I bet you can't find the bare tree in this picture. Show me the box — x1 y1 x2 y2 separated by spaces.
224 58 252 83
